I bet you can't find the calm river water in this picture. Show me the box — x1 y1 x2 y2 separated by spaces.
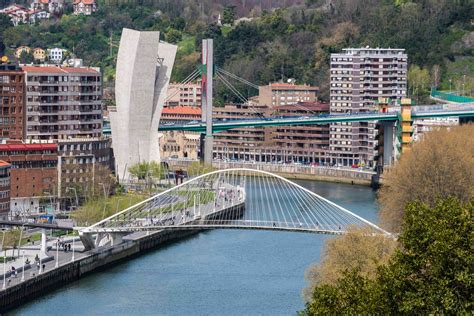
11 180 378 316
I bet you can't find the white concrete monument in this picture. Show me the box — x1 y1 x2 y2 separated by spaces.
110 28 177 181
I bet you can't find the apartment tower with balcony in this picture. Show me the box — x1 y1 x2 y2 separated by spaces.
329 48 407 167
22 65 102 140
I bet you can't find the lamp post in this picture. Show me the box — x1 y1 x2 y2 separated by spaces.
71 234 75 262
98 182 110 219
2 230 6 289
21 250 25 281
17 224 25 258
449 78 452 93
55 237 59 268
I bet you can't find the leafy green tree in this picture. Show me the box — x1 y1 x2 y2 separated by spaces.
302 198 473 315
0 13 12 55
129 161 164 181
166 28 182 44
222 5 235 25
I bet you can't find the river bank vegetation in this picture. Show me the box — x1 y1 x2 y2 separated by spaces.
302 124 474 314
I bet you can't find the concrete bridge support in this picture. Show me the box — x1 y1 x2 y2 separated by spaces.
381 121 395 167
40 229 47 256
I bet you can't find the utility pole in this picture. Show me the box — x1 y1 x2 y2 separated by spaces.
201 39 214 165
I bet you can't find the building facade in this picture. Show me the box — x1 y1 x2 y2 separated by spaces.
72 0 97 15
47 48 67 63
0 161 11 220
258 82 319 107
165 83 202 107
22 65 102 140
0 63 26 141
159 106 201 160
0 143 58 216
57 137 113 201
110 29 177 182
329 48 407 167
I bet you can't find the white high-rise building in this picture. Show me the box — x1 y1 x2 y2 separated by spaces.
329 48 407 167
109 28 177 182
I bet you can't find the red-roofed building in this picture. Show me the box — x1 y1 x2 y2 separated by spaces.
73 0 97 15
159 106 202 160
0 143 57 216
31 0 64 14
22 65 103 141
0 160 11 220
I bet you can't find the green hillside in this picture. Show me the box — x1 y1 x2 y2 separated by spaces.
0 0 472 103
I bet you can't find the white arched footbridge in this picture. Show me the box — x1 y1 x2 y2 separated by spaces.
80 169 390 249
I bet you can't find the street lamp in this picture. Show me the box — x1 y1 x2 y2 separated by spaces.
2 230 6 289
55 237 59 268
71 234 75 262
449 78 452 93
21 250 25 281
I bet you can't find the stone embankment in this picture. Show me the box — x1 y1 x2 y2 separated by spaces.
0 203 245 313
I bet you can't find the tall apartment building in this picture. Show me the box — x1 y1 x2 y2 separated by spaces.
259 82 318 107
0 63 26 141
165 83 202 107
329 48 407 167
22 65 102 140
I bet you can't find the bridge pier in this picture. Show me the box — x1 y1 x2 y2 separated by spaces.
381 121 395 167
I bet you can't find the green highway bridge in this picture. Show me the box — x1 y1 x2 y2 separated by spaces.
158 104 474 134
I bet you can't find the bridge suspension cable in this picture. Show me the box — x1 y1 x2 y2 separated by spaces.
216 67 259 90
164 68 202 103
82 169 391 239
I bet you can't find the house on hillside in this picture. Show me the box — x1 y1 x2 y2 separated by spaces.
15 46 31 58
32 47 46 62
0 4 30 26
72 0 97 15
31 0 64 14
47 47 67 63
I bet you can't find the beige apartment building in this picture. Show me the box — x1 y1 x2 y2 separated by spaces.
258 82 318 107
165 82 202 107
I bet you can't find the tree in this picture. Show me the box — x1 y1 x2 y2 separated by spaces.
302 198 473 315
379 124 474 232
222 5 235 25
186 161 214 177
0 13 12 55
408 65 430 102
166 28 182 44
303 226 396 301
128 161 164 181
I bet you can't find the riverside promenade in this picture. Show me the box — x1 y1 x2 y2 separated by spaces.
0 196 245 313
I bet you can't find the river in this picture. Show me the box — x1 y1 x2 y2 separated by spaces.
10 180 378 316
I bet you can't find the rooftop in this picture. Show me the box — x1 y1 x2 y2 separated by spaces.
21 65 99 74
0 144 57 151
162 106 202 116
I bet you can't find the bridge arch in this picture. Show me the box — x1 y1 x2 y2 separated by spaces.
82 168 391 237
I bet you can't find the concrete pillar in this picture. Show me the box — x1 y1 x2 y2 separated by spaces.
201 38 214 165
40 229 47 255
383 121 395 166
